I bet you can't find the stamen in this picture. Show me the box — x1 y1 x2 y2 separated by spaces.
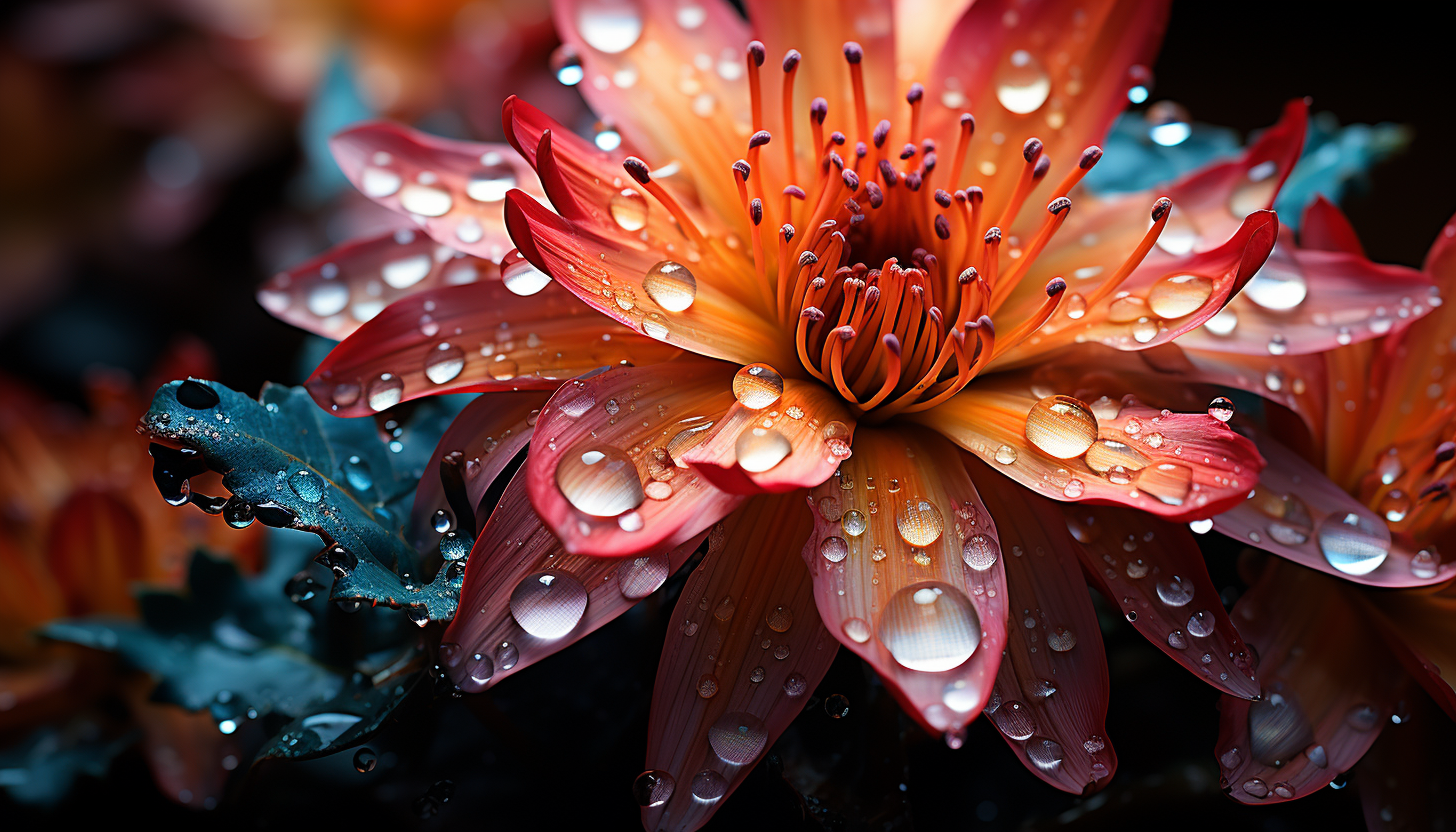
796 307 829 383
731 159 751 210
843 42 870 144
827 326 860 401
810 97 828 169
991 197 1072 311
624 157 707 247
1084 197 1171 307
906 83 924 150
1051 146 1103 200
994 138 1044 231
979 227 1002 290
991 277 1066 360
860 334 903 410
782 50 801 187
746 41 766 133
775 223 797 322
946 113 975 190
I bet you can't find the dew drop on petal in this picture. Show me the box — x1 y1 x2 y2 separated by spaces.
841 509 867 537
1025 395 1098 459
877 582 980 673
1026 737 1065 771
501 249 552 296
641 260 697 312
1317 512 1390 575
820 535 849 563
399 183 453 217
732 364 784 409
508 571 588 639
994 444 1018 465
610 189 649 231
992 700 1036 740
288 470 325 503
361 167 401 197
616 553 670 599
576 0 643 54
962 534 998 570
424 342 465 384
1146 273 1213 318
707 711 767 764
1187 609 1215 637
896 497 945 546
382 254 431 289
367 374 404 411
633 770 674 808
842 617 871 643
555 445 645 517
995 49 1050 114
690 770 728 802
735 427 791 472
1208 396 1235 422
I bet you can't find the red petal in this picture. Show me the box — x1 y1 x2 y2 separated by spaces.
642 493 838 832
681 377 855 494
1215 559 1403 804
1353 694 1456 830
46 490 145 617
968 459 1117 793
1300 195 1365 256
912 375 1266 520
304 281 677 416
525 357 745 557
1213 433 1453 587
801 425 1008 740
1361 583 1456 720
407 390 551 549
504 188 795 368
259 229 499 341
926 0 1169 209
1064 504 1259 699
440 468 703 693
329 122 541 261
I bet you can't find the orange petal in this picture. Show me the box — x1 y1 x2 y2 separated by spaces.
801 424 1008 740
1215 559 1403 804
912 375 1265 520
407 390 551 549
525 357 745 557
681 376 855 493
0 532 65 630
926 0 1169 206
1360 583 1456 720
549 0 750 221
641 493 837 831
440 468 703 693
505 188 794 368
969 459 1117 793
259 228 500 341
1063 503 1258 698
329 121 541 261
46 490 145 617
893 0 973 88
304 281 677 416
1213 433 1453 587
994 209 1277 367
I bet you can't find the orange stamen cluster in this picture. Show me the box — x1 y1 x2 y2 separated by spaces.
623 40 1171 420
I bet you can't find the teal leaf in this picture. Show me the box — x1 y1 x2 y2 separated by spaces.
255 671 423 763
0 723 137 805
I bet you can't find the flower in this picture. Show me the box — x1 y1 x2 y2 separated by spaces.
269 0 1440 826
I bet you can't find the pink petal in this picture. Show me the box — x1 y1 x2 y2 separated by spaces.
1213 433 1454 587
329 121 540 261
525 357 745 557
304 281 678 416
258 229 498 341
1215 559 1403 804
440 468 704 693
641 493 838 832
504 188 796 368
912 375 1266 520
407 390 551 549
681 376 856 494
801 425 1008 740
968 459 1117 793
1063 504 1259 699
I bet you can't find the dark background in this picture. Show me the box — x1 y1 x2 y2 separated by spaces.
2 2 1450 830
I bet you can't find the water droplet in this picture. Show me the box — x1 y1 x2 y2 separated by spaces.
1084 439 1149 474
766 605 793 632
501 249 552 296
1135 463 1193 506
1024 395 1099 459
824 693 850 718
1026 737 1064 771
1047 626 1077 652
1147 273 1213 318
617 553 670 599
361 167 401 198
1412 549 1440 580
843 617 871 643
288 469 325 503
285 574 318 603
466 160 515 203
992 700 1036 740
994 444 1019 465
576 0 643 54
708 711 767 764
732 364 784 409
1207 396 1235 422
697 674 719 698
1305 744 1328 767
736 427 791 472
962 534 998 570
494 641 519 670
1317 511 1390 576
603 188 650 232
508 571 588 639
1345 703 1380 731
1063 479 1085 498
1156 577 1194 607
877 582 980 673
633 770 674 807
422 342 465 385
381 254 431 289
399 182 453 217
1187 610 1215 637
896 497 945 546
996 49 1051 114
556 444 644 517
367 374 404 411
1065 293 1087 319
690 770 728 802
1244 257 1307 310
459 651 495 692
841 509 867 537
1242 778 1269 799
353 748 377 773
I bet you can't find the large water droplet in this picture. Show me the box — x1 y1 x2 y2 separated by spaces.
843 618 871 643
633 770 674 807
732 364 784 409
501 249 552 296
1147 273 1213 318
1187 609 1215 637
425 342 465 384
556 444 645 517
1156 577 1194 607
367 374 404 411
896 497 945 546
962 534 998 570
992 700 1036 740
1135 463 1193 506
361 167 401 197
617 553 670 599
642 260 697 312
1025 395 1099 459
1208 396 1235 422
736 427 790 472
994 444 1018 464
820 536 849 563
1244 253 1307 310
610 189 649 231
399 183 453 217
307 281 350 317
382 254 431 289
288 470 325 503
690 770 728 802
1317 511 1390 576
1026 737 1065 771
877 582 981 673
576 0 643 54
466 158 515 202
995 50 1051 114
708 711 768 765
508 571 588 639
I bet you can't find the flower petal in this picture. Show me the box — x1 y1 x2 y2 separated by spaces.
1360 584 1456 720
1215 559 1403 804
526 357 745 557
642 492 838 832
994 209 1277 367
1299 195 1365 256
440 468 703 693
329 121 540 261
801 424 1008 740
46 490 146 617
926 0 1169 204
1213 433 1454 587
550 0 750 221
1352 694 1456 830
259 229 499 341
1063 504 1259 699
968 459 1117 793
505 188 795 368
407 390 551 550
304 281 677 416
912 375 1265 520
680 376 855 494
